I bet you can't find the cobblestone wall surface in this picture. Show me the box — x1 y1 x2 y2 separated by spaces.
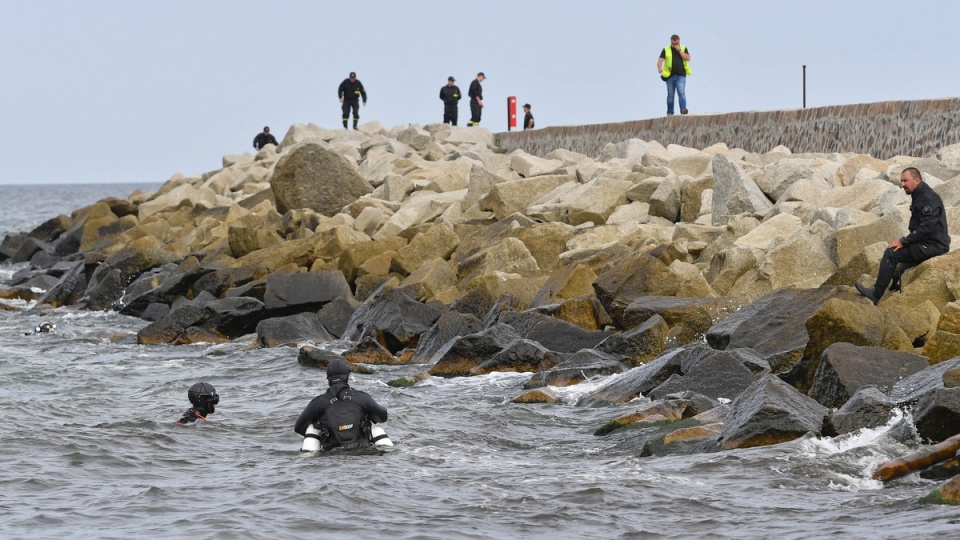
496 98 960 159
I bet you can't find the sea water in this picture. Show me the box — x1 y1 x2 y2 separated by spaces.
1 183 959 539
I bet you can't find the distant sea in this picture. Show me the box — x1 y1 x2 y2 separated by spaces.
2 182 960 539
0 182 160 239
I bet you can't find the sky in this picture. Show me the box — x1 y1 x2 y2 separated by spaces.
2 1 959 185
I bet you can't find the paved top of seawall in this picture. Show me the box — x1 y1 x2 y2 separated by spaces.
496 98 960 160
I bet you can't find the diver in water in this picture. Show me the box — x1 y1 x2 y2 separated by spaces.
177 382 220 424
294 358 389 452
24 322 55 335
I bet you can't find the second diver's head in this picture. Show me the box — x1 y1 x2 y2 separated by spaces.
187 382 219 415
326 358 351 385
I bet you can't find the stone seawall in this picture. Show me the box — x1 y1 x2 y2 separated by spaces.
497 98 960 159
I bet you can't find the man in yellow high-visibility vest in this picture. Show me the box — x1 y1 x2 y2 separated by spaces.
657 34 691 116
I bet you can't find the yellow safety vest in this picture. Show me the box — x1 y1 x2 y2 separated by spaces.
661 45 692 79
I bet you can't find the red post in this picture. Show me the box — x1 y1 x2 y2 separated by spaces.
507 96 517 131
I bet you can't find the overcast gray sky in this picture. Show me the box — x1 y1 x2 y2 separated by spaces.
2 1 958 185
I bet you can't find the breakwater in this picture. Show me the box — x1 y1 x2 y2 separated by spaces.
498 98 960 159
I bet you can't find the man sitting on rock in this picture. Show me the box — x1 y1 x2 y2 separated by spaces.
856 167 950 305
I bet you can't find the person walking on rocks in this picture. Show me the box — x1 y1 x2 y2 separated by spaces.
338 72 367 130
856 167 950 305
657 34 691 116
523 103 534 130
252 126 278 150
439 76 462 125
468 72 485 126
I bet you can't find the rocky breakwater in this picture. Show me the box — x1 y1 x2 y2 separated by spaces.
7 121 960 488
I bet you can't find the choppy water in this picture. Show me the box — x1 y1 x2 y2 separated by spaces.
2 183 960 539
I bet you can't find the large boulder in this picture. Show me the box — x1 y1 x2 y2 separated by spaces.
496 311 613 354
711 153 772 225
344 288 445 353
524 349 627 388
719 375 829 449
256 313 335 348
578 344 710 406
593 252 682 327
472 339 565 375
271 143 374 215
912 388 960 443
429 323 522 377
595 314 669 366
807 343 929 409
622 296 737 346
648 349 770 401
410 310 484 364
263 270 352 314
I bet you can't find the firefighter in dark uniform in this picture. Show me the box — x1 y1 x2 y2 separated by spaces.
439 76 462 125
468 72 485 126
523 103 534 130
338 72 367 130
856 167 950 305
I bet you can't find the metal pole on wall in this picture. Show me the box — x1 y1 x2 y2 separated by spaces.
803 65 807 109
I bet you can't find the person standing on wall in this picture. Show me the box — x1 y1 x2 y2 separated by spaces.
522 103 534 130
338 71 367 130
440 76 462 125
657 34 691 116
468 72 485 126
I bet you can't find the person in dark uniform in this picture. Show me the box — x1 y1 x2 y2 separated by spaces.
294 358 388 451
439 76 462 125
177 382 220 424
856 167 950 305
523 103 534 130
338 72 367 130
467 72 485 127
252 126 278 150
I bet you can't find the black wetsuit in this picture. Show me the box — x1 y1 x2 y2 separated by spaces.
253 132 278 150
177 407 208 424
338 78 367 128
440 84 462 125
294 381 388 450
468 79 483 126
875 181 950 294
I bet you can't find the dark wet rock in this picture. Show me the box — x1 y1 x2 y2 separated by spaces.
705 286 847 373
137 296 265 344
595 314 669 366
37 260 91 308
1 274 60 301
920 458 960 482
595 394 717 436
256 312 334 348
225 279 267 301
639 420 724 457
193 265 265 298
472 338 566 375
807 343 929 409
263 270 352 314
623 296 738 346
316 296 362 338
524 349 627 389
825 387 895 436
410 310 484 364
513 388 559 404
27 214 72 243
173 326 230 345
29 249 57 269
450 287 517 321
429 323 522 377
913 387 960 443
272 143 374 216
344 288 445 354
480 293 524 328
530 296 613 332
783 298 892 394
719 375 829 449
141 302 171 322
297 347 374 374
118 258 209 317
648 350 768 401
496 310 613 354
579 344 708 406
81 268 126 311
593 252 683 327
918 474 960 505
889 358 960 406
343 336 397 364
387 371 431 388
12 237 53 264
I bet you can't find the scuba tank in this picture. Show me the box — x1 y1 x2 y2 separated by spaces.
370 425 393 447
301 424 323 452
